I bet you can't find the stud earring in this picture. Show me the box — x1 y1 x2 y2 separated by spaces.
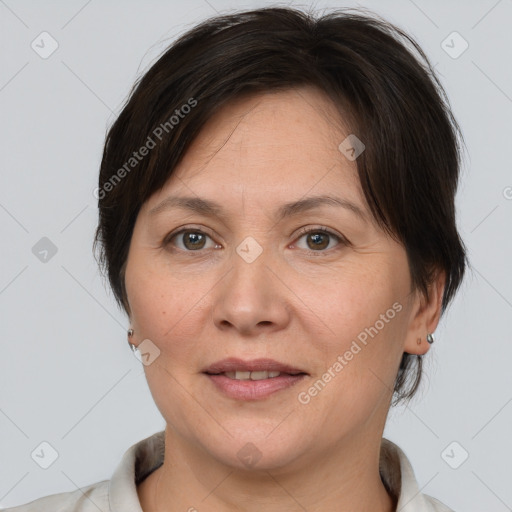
127 328 137 352
426 333 434 344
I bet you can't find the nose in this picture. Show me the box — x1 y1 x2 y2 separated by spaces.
211 246 291 337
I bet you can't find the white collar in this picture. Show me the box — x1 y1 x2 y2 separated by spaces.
108 431 452 511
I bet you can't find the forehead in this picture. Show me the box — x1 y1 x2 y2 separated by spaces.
150 86 365 209
184 86 349 163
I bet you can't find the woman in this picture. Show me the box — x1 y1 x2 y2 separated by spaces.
6 6 466 512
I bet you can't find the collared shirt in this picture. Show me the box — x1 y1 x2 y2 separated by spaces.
2 431 454 511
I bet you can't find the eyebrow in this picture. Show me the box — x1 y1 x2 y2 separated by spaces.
148 194 367 223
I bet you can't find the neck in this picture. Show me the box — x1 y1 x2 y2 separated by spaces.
138 428 396 512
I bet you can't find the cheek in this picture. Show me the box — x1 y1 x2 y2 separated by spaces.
125 254 215 357
291 257 407 349
289 255 410 414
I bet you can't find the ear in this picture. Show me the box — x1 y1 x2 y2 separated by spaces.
403 270 446 355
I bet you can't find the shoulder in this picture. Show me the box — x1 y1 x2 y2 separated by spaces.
1 431 165 512
1 480 109 512
422 494 455 512
380 438 455 512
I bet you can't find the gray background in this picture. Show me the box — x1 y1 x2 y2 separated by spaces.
1 0 511 510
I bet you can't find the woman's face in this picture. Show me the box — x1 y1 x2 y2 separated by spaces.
124 87 430 470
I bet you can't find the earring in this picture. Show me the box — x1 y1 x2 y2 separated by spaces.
127 328 137 352
426 333 434 344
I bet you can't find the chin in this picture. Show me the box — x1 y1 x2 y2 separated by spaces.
199 425 310 472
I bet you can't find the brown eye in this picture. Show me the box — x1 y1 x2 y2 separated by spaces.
167 229 218 251
181 231 206 250
294 227 344 252
306 232 330 250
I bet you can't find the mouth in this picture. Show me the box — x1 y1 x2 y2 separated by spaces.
203 358 308 400
203 357 308 377
218 369 303 379
205 369 306 380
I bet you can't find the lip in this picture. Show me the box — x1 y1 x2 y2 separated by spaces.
205 373 307 400
203 357 308 401
203 357 307 375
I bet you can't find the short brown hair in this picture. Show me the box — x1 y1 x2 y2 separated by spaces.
94 6 467 403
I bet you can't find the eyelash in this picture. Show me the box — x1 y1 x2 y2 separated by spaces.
293 226 345 253
164 225 347 255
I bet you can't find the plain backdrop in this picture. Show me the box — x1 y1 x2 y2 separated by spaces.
1 0 511 510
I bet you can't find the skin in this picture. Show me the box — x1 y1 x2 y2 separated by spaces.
125 85 445 512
